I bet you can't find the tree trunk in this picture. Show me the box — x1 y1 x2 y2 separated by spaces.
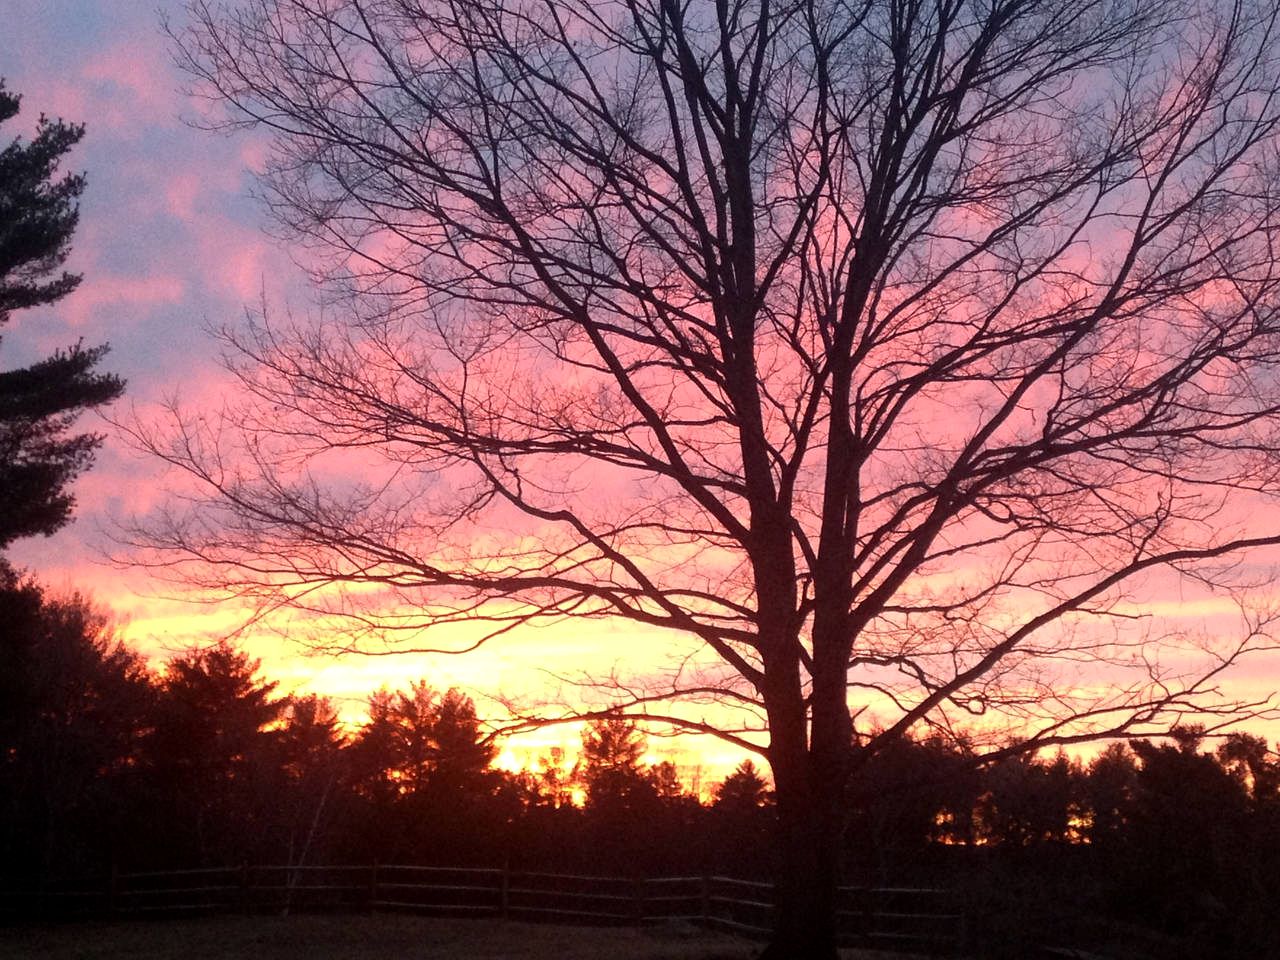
760 800 842 960
760 619 852 960
761 708 845 960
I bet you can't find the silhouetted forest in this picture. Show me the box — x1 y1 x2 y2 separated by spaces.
4 568 1279 955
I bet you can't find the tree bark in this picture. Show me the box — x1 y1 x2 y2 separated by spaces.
759 653 851 960
760 600 853 959
762 741 843 960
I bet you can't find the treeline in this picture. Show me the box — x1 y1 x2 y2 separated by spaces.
847 730 1280 952
4 569 1280 953
0 568 765 882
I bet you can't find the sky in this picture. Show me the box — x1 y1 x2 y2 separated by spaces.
0 0 748 779
2 2 297 634
2 3 263 584
4 1 1280 780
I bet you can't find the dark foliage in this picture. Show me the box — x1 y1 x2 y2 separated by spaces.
142 642 287 866
2 619 1278 956
0 82 123 549
0 563 152 884
0 84 83 319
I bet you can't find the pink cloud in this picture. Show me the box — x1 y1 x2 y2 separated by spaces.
79 42 179 128
64 274 185 328
239 138 270 175
163 173 204 221
216 241 274 301
10 81 90 130
159 164 246 223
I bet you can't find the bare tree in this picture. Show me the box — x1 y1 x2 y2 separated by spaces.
136 0 1280 953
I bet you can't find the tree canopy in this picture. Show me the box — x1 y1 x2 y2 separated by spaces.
0 81 124 550
0 84 83 321
350 681 496 797
0 569 151 880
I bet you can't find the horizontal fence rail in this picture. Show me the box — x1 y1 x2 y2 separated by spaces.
0 864 967 952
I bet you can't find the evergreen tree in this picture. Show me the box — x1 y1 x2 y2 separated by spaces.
272 694 346 865
532 746 575 809
977 751 1082 846
385 680 439 794
0 81 123 549
714 760 770 813
347 687 402 804
146 642 284 864
0 568 152 881
710 759 774 876
578 717 656 815
1084 743 1139 846
0 84 82 319
426 688 497 795
348 682 495 798
279 694 345 782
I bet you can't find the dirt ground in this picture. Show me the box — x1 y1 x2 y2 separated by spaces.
0 913 932 960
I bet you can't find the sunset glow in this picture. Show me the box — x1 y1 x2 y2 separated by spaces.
14 4 1280 957
0 2 710 765
5 0 1280 788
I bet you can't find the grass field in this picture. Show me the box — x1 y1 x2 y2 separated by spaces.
0 914 927 960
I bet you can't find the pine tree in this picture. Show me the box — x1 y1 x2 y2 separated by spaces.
578 717 655 815
714 760 770 813
427 688 497 794
147 642 284 864
0 81 123 549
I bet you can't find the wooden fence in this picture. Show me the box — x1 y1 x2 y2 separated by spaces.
0 865 967 952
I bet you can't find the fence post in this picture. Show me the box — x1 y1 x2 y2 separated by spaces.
634 877 646 923
239 863 250 915
107 863 118 918
699 874 710 923
499 862 510 920
368 862 378 913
